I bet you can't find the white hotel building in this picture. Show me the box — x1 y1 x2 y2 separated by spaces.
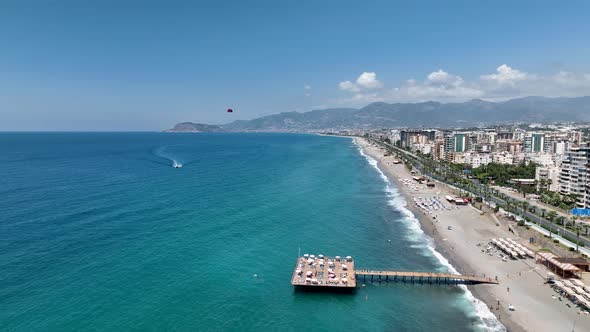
559 144 590 209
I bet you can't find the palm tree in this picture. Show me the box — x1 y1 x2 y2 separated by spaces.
546 211 558 239
505 199 513 213
556 216 565 226
574 226 582 251
521 201 529 214
537 178 546 192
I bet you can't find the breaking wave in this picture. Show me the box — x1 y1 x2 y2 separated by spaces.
353 138 506 332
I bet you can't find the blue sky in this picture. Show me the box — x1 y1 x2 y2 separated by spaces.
1 0 589 130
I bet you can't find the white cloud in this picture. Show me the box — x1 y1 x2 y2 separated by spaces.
427 69 464 87
338 80 359 92
480 64 527 83
304 84 312 90
355 72 383 89
338 71 383 93
335 65 590 105
427 70 449 83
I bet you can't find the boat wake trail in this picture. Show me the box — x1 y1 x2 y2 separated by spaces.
153 145 190 168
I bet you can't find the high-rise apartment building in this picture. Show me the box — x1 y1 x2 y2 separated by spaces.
559 144 590 208
524 133 545 153
454 133 467 153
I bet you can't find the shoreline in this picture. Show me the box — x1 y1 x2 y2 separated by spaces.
353 137 509 332
352 136 590 332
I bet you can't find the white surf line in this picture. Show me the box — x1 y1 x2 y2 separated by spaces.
352 138 506 332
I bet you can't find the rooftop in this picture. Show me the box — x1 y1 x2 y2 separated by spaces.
556 257 590 266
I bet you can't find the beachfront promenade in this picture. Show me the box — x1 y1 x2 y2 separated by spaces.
369 137 590 250
355 270 499 284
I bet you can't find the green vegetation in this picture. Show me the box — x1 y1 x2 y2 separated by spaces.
540 191 578 210
470 162 536 188
371 136 590 248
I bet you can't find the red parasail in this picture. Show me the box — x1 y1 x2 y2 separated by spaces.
227 108 233 113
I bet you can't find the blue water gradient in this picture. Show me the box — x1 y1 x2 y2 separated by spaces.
1 133 484 331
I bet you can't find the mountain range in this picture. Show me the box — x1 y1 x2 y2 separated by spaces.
166 96 590 132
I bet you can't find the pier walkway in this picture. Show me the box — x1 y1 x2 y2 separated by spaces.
355 270 498 285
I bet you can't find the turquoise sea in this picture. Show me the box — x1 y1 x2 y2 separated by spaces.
1 133 499 331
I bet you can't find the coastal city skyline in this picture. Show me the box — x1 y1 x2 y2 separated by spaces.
2 1 590 130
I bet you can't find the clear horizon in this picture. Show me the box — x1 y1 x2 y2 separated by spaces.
1 0 589 131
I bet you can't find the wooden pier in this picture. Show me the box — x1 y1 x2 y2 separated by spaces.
291 255 499 289
355 270 498 284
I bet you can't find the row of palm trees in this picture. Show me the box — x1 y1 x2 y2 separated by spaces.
502 196 588 249
370 136 589 252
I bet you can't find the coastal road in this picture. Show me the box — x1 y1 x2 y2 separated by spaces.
369 137 590 250
468 180 590 249
492 185 571 218
526 222 590 257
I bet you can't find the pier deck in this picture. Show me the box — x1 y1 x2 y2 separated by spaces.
291 255 356 288
355 270 498 284
292 255 499 289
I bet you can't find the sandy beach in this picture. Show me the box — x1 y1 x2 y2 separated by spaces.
354 137 590 332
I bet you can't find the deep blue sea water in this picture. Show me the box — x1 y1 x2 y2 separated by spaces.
1 133 493 331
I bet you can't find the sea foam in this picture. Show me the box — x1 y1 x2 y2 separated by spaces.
354 139 506 332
